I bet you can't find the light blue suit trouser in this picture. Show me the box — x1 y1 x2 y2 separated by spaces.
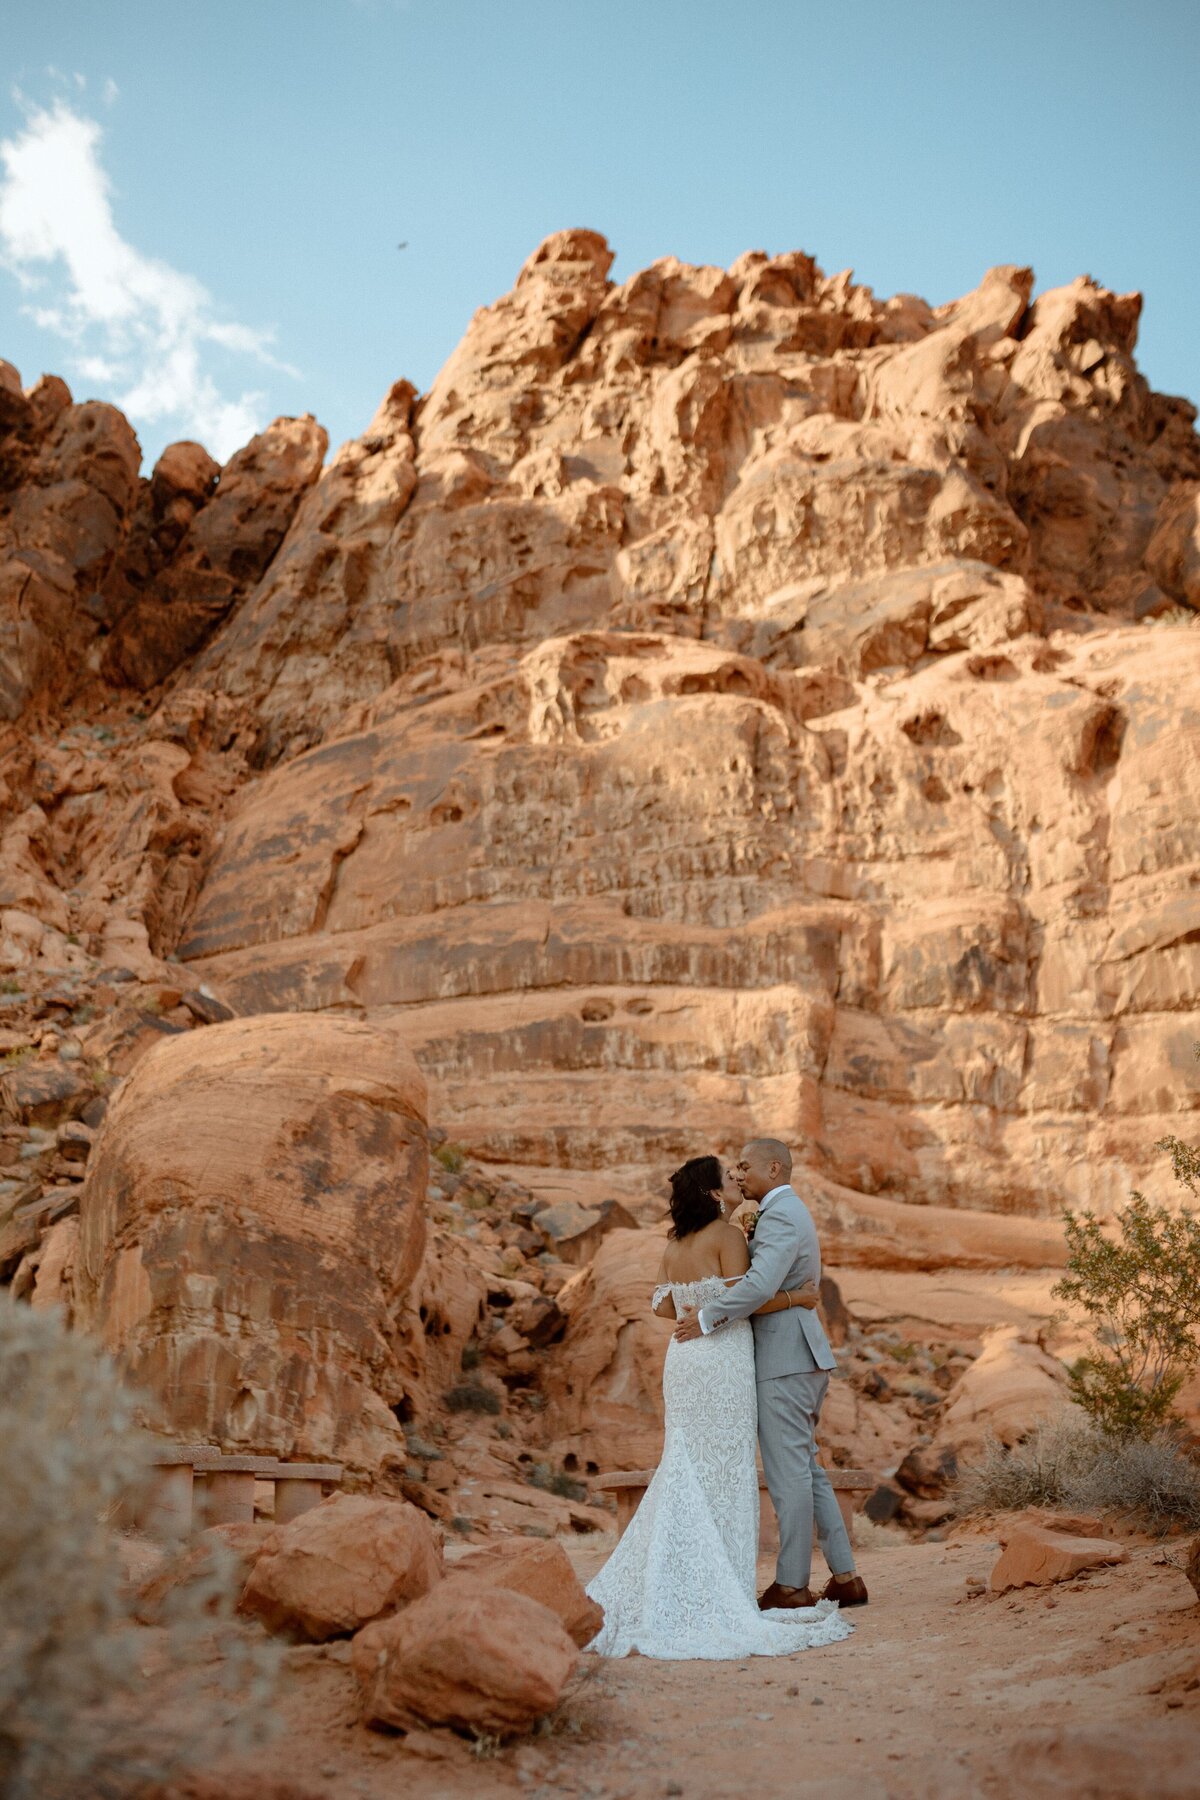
757 1370 855 1589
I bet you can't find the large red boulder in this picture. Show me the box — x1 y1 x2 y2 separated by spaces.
351 1583 578 1734
241 1494 442 1641
446 1537 603 1647
74 1013 428 1473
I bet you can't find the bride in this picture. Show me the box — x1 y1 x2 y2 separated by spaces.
586 1155 853 1660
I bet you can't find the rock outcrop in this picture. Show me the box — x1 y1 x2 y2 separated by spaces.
1 231 1199 1484
74 1013 428 1471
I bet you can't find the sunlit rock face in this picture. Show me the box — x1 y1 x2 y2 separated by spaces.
168 234 1200 1223
3 233 1199 1267
74 1012 428 1472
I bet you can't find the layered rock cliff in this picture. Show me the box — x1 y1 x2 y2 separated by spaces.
0 231 1198 1484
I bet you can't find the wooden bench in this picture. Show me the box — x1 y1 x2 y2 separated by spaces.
594 1467 874 1548
138 1446 343 1539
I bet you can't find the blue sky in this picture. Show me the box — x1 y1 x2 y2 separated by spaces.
2 0 1196 468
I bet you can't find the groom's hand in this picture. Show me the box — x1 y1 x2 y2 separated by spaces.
673 1313 704 1343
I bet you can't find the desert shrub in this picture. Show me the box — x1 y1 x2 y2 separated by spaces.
433 1141 467 1174
0 1300 276 1798
955 1413 1200 1532
526 1461 588 1502
955 1414 1102 1514
1069 1433 1200 1533
443 1380 502 1415
1053 1172 1200 1439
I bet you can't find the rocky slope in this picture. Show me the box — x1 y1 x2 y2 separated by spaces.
0 231 1198 1502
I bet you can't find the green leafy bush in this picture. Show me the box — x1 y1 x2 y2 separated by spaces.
1053 1174 1200 1440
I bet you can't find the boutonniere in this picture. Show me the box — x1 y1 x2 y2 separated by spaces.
740 1209 760 1242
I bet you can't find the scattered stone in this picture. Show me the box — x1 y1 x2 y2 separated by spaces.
446 1536 603 1646
895 1443 958 1499
864 1485 905 1525
0 1061 89 1126
990 1526 1130 1594
241 1494 442 1641
181 987 236 1026
351 1583 578 1735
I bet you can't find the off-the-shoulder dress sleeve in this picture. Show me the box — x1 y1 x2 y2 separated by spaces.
651 1284 673 1310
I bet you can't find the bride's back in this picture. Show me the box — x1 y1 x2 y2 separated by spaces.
661 1218 737 1283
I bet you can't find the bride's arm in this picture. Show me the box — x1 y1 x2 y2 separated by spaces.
716 1221 817 1311
748 1280 820 1315
652 1255 677 1319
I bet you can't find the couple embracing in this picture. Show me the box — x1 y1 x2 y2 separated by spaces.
587 1138 867 1660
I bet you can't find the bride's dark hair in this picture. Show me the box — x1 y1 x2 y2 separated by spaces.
667 1154 723 1239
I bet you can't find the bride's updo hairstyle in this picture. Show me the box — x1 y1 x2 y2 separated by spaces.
667 1154 723 1239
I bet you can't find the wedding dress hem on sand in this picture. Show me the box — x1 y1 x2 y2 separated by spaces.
585 1276 853 1660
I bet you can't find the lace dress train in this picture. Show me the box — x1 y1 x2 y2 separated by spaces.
585 1277 853 1660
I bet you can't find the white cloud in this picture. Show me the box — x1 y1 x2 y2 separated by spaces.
0 99 296 462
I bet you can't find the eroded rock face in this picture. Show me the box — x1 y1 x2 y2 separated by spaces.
2 233 1200 1478
74 1012 428 1471
0 365 324 717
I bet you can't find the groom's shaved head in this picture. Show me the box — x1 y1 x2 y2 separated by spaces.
736 1137 792 1201
745 1137 792 1176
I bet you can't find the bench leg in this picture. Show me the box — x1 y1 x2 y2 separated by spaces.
140 1464 194 1541
274 1478 326 1524
202 1470 256 1526
836 1490 855 1547
614 1489 641 1539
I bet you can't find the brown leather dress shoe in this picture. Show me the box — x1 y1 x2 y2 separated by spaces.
822 1573 869 1606
758 1581 817 1611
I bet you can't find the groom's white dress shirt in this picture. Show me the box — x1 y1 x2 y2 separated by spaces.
696 1183 791 1335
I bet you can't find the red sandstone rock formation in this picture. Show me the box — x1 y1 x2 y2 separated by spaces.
0 231 1198 1489
74 1013 428 1471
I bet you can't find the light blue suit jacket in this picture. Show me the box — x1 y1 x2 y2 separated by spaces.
700 1184 836 1378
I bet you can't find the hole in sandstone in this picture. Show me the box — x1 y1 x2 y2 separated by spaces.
581 998 614 1022
419 1304 428 1323
1079 704 1126 777
624 996 654 1015
487 1289 515 1309
1031 647 1069 673
901 710 962 748
430 800 464 825
563 1453 579 1472
966 654 1018 682
391 1396 415 1424
441 1321 451 1335
586 1460 599 1476
921 773 950 804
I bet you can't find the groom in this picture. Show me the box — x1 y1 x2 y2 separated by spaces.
674 1137 868 1611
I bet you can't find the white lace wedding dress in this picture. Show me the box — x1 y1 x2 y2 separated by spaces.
585 1277 854 1660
